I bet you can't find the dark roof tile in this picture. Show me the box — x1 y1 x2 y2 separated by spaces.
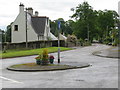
31 17 47 36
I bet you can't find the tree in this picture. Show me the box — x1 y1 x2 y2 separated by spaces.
6 24 12 42
0 29 5 43
3 22 13 43
50 18 74 37
64 20 74 35
71 1 119 44
50 20 58 36
97 10 119 43
71 2 97 42
57 18 66 34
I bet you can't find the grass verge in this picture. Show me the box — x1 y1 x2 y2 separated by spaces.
1 47 73 59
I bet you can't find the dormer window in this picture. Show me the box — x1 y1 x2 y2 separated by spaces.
14 25 18 31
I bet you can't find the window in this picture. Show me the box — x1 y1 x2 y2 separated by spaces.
14 25 18 31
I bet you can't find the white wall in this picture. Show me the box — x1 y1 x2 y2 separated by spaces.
11 11 26 43
11 11 39 43
44 18 50 40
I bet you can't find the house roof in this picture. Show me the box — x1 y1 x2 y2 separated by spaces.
31 16 48 36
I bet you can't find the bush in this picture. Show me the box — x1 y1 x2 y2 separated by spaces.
35 49 49 65
85 41 91 46
112 38 120 46
78 38 84 46
67 34 77 44
78 38 91 46
42 49 49 60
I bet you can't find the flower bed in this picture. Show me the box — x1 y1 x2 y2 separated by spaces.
35 49 55 65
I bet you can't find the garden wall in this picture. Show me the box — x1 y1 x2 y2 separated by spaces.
2 40 65 50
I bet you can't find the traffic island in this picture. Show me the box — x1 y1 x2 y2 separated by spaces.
7 62 91 72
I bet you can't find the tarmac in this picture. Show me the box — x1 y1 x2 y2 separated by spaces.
7 45 119 72
2 44 118 88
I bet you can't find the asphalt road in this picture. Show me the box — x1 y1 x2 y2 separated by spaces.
0 44 118 88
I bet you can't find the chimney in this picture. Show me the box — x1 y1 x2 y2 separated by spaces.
19 3 24 13
27 7 33 15
35 11 39 16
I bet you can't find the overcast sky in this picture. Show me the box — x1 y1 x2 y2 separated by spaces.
0 0 119 30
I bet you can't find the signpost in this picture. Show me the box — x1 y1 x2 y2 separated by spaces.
58 21 61 63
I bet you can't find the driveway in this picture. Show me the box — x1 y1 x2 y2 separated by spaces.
0 44 118 88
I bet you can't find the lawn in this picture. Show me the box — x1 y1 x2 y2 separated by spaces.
1 47 73 59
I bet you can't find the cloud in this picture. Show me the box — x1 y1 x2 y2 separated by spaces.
89 0 119 11
0 17 13 30
30 1 81 21
0 0 119 30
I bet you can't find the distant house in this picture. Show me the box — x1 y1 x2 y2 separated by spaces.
11 3 57 43
59 33 67 42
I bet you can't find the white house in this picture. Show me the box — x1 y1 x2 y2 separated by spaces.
11 3 57 43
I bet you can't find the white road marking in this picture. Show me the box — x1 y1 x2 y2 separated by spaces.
0 76 23 84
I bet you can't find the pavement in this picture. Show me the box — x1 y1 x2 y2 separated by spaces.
93 46 119 58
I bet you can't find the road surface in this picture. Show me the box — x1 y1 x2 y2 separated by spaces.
0 44 118 88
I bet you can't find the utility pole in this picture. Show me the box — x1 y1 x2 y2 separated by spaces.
25 8 28 48
106 26 108 38
3 30 7 53
87 23 89 42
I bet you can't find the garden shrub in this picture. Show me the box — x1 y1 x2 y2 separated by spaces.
67 34 77 43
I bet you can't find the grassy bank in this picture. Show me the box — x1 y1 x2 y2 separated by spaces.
1 47 73 59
